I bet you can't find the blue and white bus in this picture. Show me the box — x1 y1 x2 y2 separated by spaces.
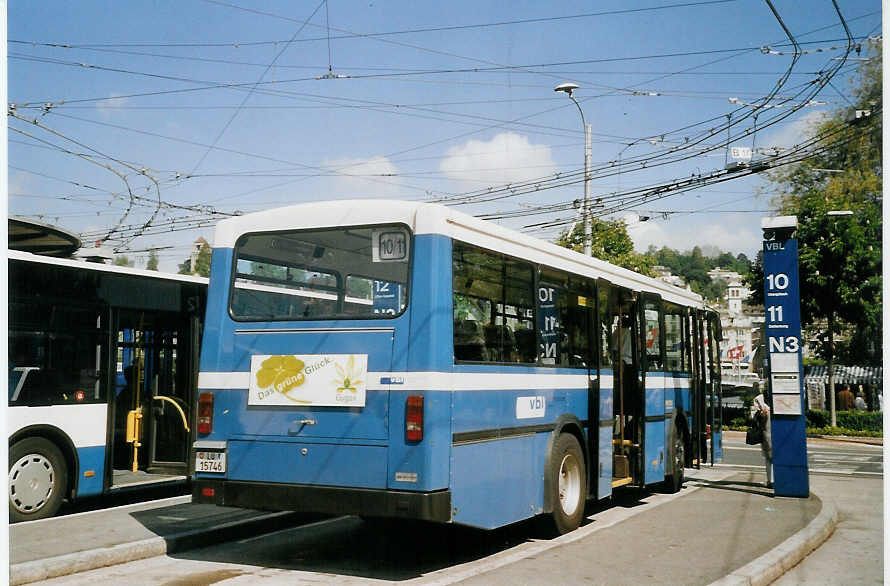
8 251 206 521
192 200 722 534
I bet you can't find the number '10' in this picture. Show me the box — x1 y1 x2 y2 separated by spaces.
766 273 789 290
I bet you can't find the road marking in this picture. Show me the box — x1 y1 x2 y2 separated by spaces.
717 463 883 477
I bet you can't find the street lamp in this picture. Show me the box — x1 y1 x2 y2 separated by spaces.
825 209 853 427
554 83 592 256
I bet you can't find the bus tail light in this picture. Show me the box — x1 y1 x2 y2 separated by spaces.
198 392 214 435
405 395 424 442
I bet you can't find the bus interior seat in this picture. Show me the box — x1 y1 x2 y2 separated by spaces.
454 319 485 361
484 324 516 362
513 328 536 363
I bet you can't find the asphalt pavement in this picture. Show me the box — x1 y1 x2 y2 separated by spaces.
9 435 881 585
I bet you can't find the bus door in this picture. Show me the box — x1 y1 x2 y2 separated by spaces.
147 313 198 474
706 312 723 463
595 280 615 498
639 294 665 485
609 288 642 487
684 308 701 469
690 310 708 466
111 310 192 484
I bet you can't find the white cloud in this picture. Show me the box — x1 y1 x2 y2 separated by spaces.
95 95 130 120
321 155 402 199
439 132 556 188
626 212 760 257
761 109 829 152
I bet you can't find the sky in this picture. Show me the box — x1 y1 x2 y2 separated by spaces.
6 0 882 272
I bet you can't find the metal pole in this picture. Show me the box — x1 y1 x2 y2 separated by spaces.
583 122 592 256
567 95 591 256
828 314 836 427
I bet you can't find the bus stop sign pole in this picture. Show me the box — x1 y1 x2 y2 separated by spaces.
761 216 809 497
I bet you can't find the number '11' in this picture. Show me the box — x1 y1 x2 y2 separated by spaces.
767 305 784 322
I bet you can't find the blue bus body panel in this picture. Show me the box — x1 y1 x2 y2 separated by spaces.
75 445 105 497
387 390 451 491
451 433 547 529
406 234 453 372
208 389 390 441
449 365 588 529
227 439 388 488
644 373 666 485
598 371 614 499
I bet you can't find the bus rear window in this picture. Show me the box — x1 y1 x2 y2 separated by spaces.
229 226 410 321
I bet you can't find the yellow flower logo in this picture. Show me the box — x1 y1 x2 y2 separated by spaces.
256 355 307 401
333 356 362 393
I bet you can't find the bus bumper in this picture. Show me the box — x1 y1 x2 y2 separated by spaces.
193 479 452 523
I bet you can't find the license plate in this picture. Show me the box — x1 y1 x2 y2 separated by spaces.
195 451 226 473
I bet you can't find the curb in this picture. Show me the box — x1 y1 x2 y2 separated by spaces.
806 434 883 446
9 511 305 586
708 493 838 586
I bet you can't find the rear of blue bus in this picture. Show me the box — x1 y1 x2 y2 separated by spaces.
191 204 452 522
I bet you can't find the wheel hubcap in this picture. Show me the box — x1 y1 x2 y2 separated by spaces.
558 453 581 515
9 453 55 514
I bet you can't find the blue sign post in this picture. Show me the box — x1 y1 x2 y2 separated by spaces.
761 216 809 497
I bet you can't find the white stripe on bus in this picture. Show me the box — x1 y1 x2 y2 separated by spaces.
9 404 108 447
199 371 690 393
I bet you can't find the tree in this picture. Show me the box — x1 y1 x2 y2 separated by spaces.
146 249 159 271
556 219 654 275
761 39 882 423
177 240 212 277
193 245 212 277
114 255 134 267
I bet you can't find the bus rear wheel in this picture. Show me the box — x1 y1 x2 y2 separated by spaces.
663 424 685 494
547 433 586 535
9 437 68 523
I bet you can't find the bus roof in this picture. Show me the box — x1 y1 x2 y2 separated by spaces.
212 199 703 307
8 250 209 286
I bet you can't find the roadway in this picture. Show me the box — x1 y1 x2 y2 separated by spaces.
719 432 883 477
11 433 882 585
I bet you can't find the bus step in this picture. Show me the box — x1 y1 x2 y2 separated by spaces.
613 454 630 478
611 477 634 488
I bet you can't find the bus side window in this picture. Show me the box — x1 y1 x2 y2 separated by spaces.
539 270 592 368
598 283 613 370
664 305 684 372
452 242 534 364
644 300 662 372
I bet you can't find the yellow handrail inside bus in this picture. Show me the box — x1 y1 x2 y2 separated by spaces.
152 395 190 433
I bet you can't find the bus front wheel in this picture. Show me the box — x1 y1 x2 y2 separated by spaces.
547 433 586 535
9 437 68 523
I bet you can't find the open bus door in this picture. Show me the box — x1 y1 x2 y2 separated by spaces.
609 288 644 488
110 310 194 488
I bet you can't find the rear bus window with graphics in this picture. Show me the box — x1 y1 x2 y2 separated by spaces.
230 226 410 321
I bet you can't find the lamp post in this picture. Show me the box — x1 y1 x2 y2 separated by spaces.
825 209 853 427
554 83 592 256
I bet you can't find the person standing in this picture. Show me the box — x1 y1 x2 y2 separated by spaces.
751 388 773 489
854 390 867 411
837 384 855 411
